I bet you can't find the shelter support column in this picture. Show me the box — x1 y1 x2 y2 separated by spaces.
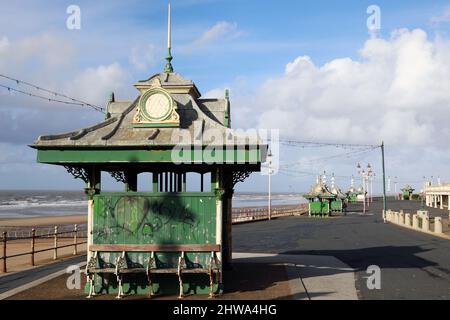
214 168 234 270
223 188 233 269
85 167 101 260
125 171 138 192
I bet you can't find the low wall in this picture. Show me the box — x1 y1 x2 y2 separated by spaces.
384 209 449 239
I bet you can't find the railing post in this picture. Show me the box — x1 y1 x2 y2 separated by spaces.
30 229 36 266
73 224 78 255
1 231 6 273
53 226 58 260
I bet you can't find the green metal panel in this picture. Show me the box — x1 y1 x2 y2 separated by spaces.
91 192 217 295
310 201 330 216
348 194 358 203
36 147 262 164
331 200 343 212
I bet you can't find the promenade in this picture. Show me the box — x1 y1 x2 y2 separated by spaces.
4 199 450 300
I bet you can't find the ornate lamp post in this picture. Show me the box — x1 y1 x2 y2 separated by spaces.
268 149 273 220
394 176 398 199
357 163 367 213
421 176 426 209
367 163 373 203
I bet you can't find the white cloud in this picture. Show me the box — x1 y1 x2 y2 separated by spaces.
67 63 128 105
430 6 450 25
0 33 75 72
129 44 160 71
190 21 242 48
225 28 450 148
0 34 129 145
0 36 9 54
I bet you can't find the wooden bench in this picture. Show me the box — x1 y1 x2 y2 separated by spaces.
86 244 221 299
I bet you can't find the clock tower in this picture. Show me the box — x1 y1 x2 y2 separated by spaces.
132 2 181 128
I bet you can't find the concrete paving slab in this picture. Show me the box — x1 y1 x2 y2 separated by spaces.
233 252 358 300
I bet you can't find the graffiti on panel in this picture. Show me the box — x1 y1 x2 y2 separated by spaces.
94 195 206 243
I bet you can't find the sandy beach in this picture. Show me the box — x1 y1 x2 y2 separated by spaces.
0 204 305 230
0 214 86 229
0 215 88 274
0 205 306 275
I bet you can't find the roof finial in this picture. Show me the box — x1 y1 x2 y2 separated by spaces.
164 1 174 73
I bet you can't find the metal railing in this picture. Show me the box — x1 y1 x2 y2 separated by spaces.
1 224 87 273
0 206 307 273
232 204 308 223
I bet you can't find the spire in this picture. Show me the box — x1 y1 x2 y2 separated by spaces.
164 2 174 73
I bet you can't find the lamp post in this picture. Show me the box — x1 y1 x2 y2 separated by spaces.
394 176 398 199
357 163 367 213
367 163 373 204
371 173 375 203
421 176 426 209
268 149 273 221
358 163 373 211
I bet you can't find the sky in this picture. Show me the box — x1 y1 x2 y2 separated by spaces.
1 0 450 193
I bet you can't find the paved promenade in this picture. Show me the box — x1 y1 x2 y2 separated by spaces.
5 198 450 300
234 198 450 299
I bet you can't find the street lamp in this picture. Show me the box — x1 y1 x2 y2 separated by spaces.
421 176 426 209
370 167 375 203
367 163 373 203
394 176 398 198
268 149 273 221
357 163 368 213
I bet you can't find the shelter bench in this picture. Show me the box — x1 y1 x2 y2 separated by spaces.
86 244 221 299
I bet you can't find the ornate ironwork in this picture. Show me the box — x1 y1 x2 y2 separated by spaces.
232 170 252 187
64 166 89 183
109 171 127 183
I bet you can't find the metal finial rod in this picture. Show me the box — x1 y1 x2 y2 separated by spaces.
164 2 174 73
168 2 171 50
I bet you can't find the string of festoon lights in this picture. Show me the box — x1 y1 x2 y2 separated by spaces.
0 74 105 113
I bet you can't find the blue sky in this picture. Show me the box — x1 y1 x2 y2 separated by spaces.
4 0 448 91
2 0 450 192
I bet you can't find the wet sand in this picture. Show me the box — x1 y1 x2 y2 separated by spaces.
0 204 306 230
0 214 86 228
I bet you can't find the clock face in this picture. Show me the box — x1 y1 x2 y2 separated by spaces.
144 92 171 120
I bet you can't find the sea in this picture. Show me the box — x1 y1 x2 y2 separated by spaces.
0 190 307 219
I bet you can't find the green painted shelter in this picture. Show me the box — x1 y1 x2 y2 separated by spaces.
30 20 266 297
330 186 347 213
303 181 336 217
347 186 363 204
401 185 415 200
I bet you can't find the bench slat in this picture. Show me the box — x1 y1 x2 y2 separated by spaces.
89 244 220 253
